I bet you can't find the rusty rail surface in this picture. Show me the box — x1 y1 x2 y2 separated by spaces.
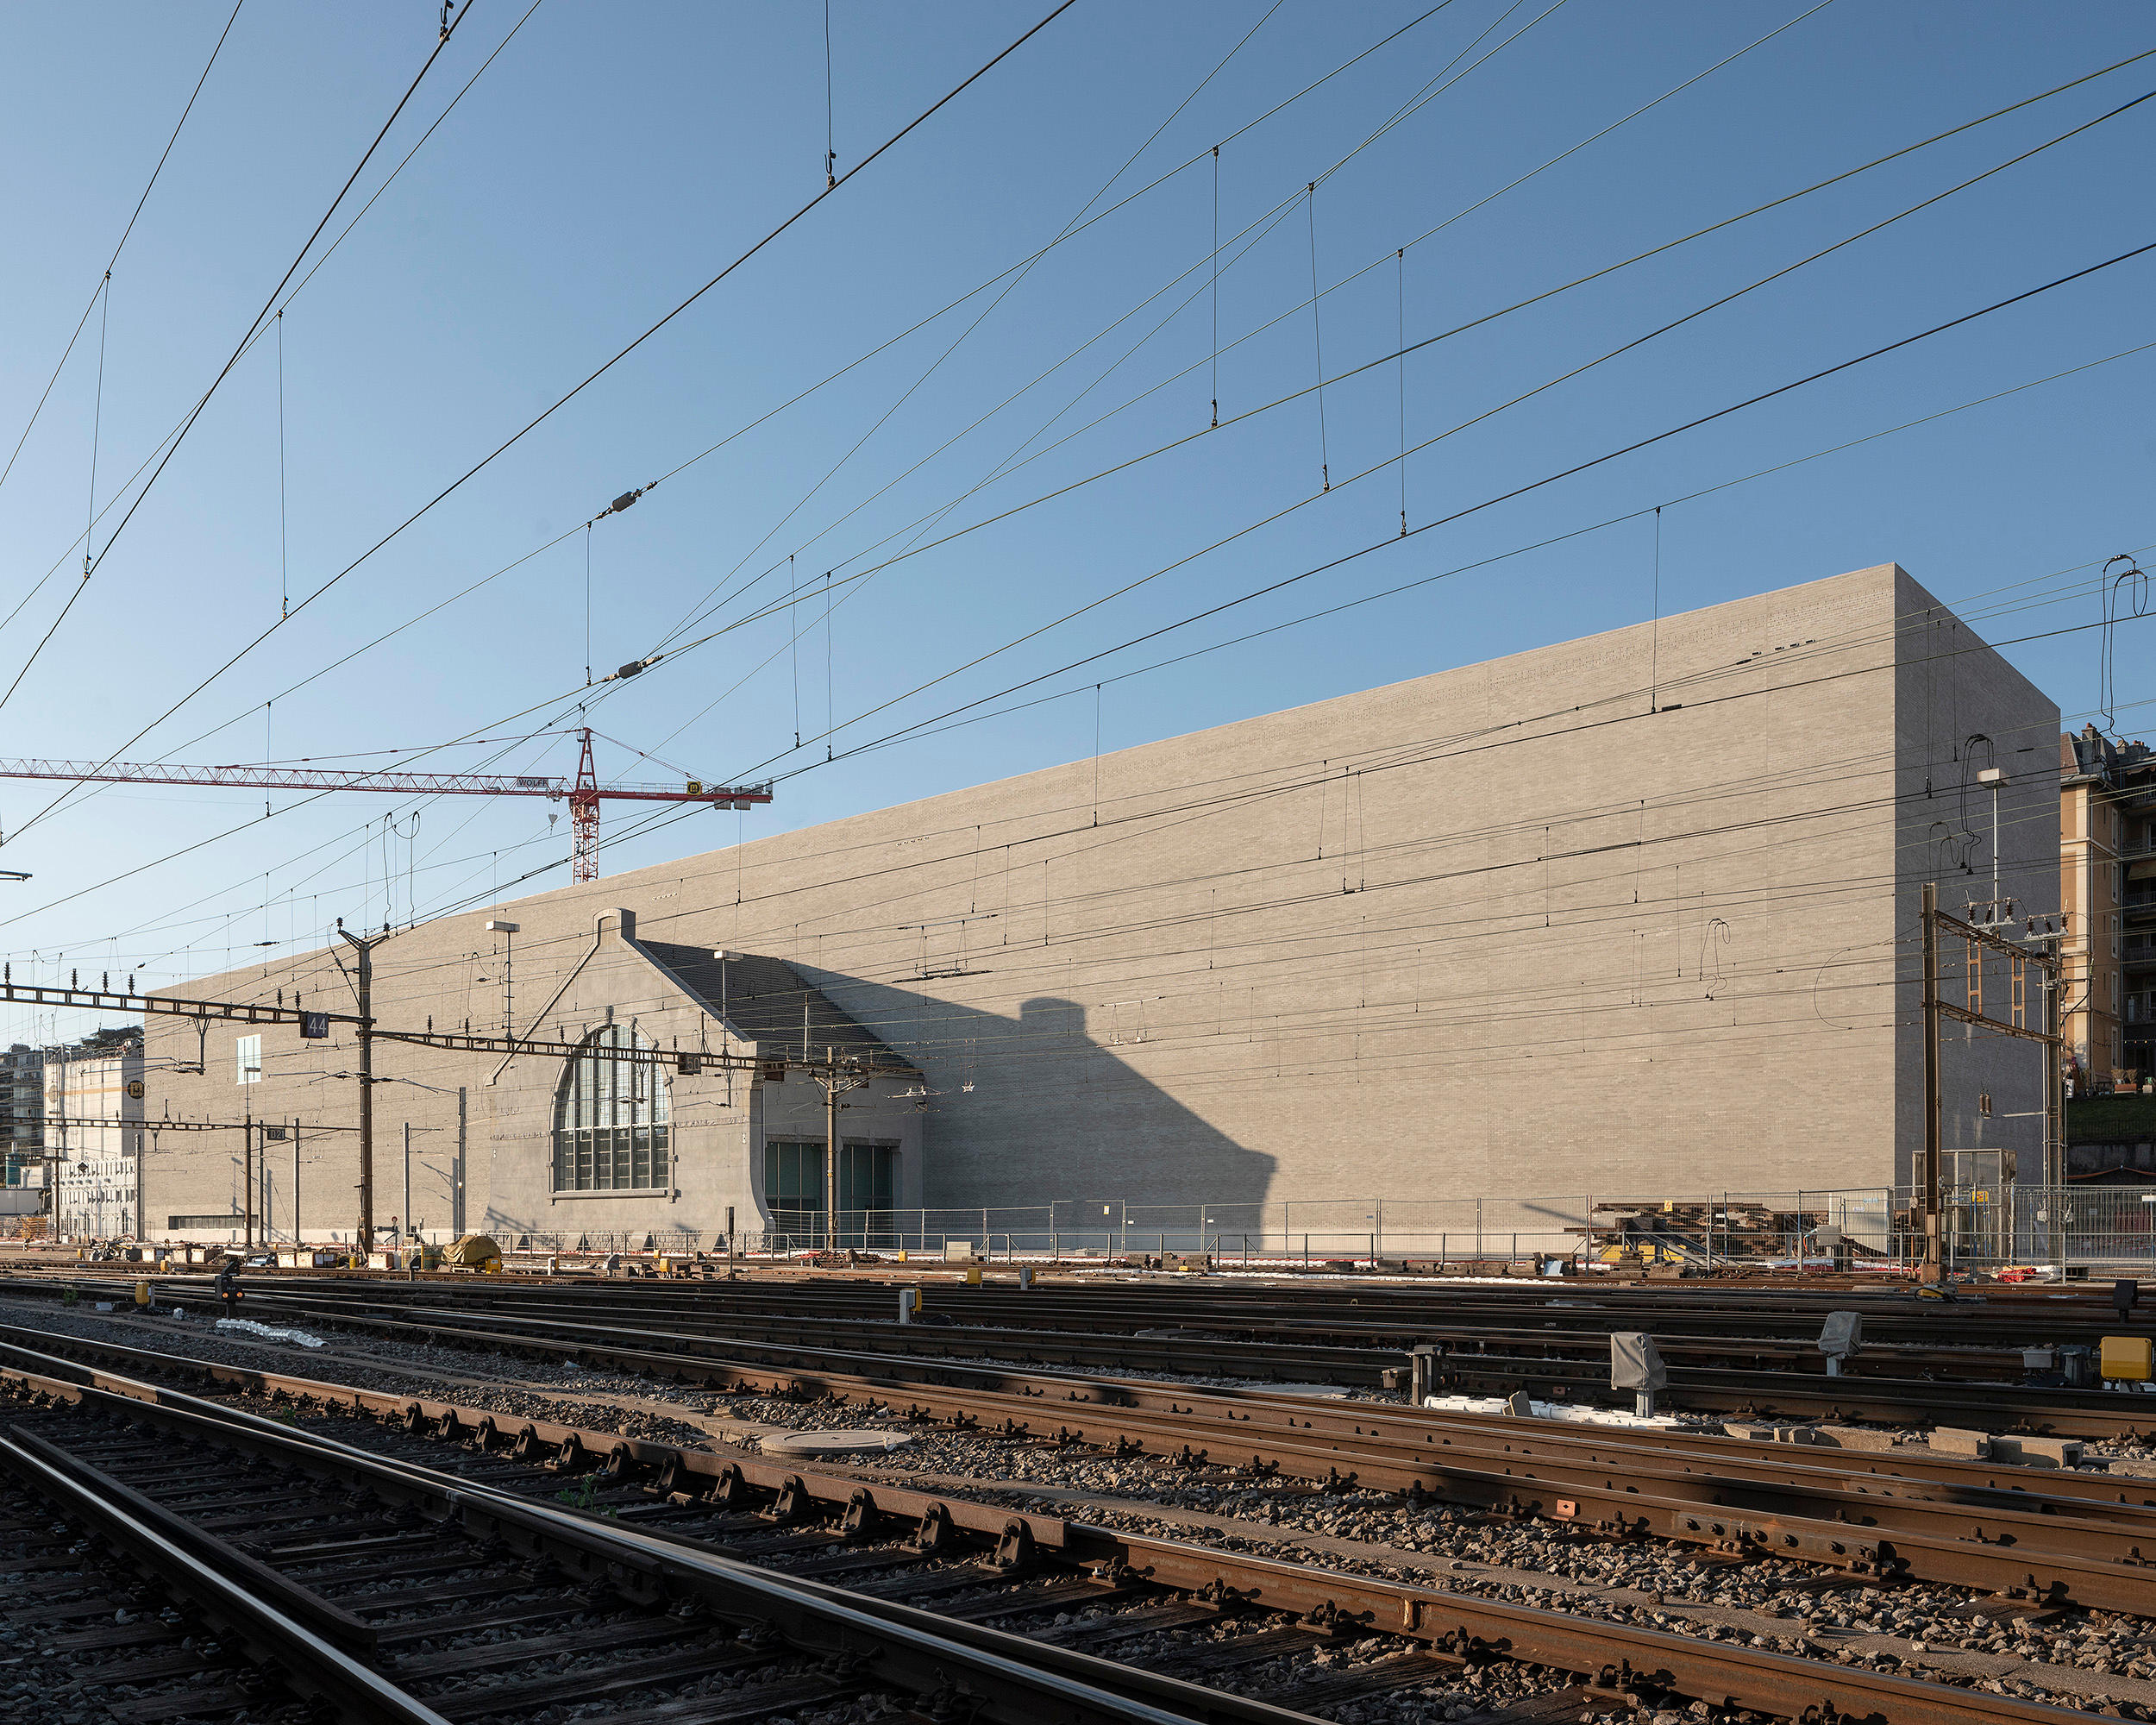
0 1326 2096 1725
8 1303 2156 1610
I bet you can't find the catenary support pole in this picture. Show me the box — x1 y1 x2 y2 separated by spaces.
824 1050 838 1254
291 1122 300 1248
454 1088 467 1237
1921 881 1943 1283
338 926 378 1251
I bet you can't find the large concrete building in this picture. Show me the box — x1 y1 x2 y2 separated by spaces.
136 563 2059 1253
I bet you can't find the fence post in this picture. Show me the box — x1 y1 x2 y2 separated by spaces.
1476 1197 1483 1259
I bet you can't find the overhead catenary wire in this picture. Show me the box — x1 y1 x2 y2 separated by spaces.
81 0 2093 834
12 30 2139 983
0 0 482 723
0 0 548 658
633 0 1288 682
134 343 2151 974
28 320 2149 981
711 234 2156 786
0 0 244 505
617 73 2156 752
0 1 1079 857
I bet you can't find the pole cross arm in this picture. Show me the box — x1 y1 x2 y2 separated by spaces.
1936 1000 2062 1044
0 982 350 1026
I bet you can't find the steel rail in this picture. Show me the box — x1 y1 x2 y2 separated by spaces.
8 1314 2156 1610
0 1329 2090 1725
211 1278 2156 1439
12 1289 2148 1518
151 1264 2156 1355
0 1427 448 1725
224 1280 2076 1387
0 1359 1280 1725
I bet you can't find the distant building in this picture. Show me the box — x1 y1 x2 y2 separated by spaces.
2059 726 2156 1093
46 1029 143 1239
0 1044 44 1212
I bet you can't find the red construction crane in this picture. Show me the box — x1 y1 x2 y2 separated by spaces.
0 727 770 882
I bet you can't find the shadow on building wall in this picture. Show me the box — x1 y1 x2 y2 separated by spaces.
799 977 1275 1214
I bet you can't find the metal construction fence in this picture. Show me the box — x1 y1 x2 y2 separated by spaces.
492 1190 1903 1268
1941 1184 2156 1274
491 1188 2156 1273
141 1184 2154 1272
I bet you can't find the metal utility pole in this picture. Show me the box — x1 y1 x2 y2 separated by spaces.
1920 882 2064 1282
291 1120 301 1248
2046 965 2065 1189
454 1088 467 1237
1921 882 1942 1283
403 1120 411 1251
337 925 380 1251
824 1049 839 1252
242 1107 254 1253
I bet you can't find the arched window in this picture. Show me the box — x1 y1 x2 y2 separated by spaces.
553 1025 670 1193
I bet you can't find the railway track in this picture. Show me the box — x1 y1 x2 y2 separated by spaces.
0 1319 2118 1725
121 1279 2081 1389
89 1271 2156 1440
24 1270 2150 1405
183 1267 2156 1347
10 1301 2156 1611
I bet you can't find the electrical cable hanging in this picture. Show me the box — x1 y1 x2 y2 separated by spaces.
719 239 2156 786
584 522 592 687
824 0 837 187
1650 505 1662 714
25 37 2147 932
2100 554 2149 732
1395 248 1407 536
1210 145 1220 430
276 310 289 618
85 273 111 580
0 0 1075 856
791 554 802 749
0 0 242 507
1306 184 1329 492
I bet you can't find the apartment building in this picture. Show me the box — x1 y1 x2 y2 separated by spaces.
43 1030 144 1239
2060 725 2156 1092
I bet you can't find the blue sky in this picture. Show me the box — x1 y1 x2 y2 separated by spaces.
0 0 2150 1039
